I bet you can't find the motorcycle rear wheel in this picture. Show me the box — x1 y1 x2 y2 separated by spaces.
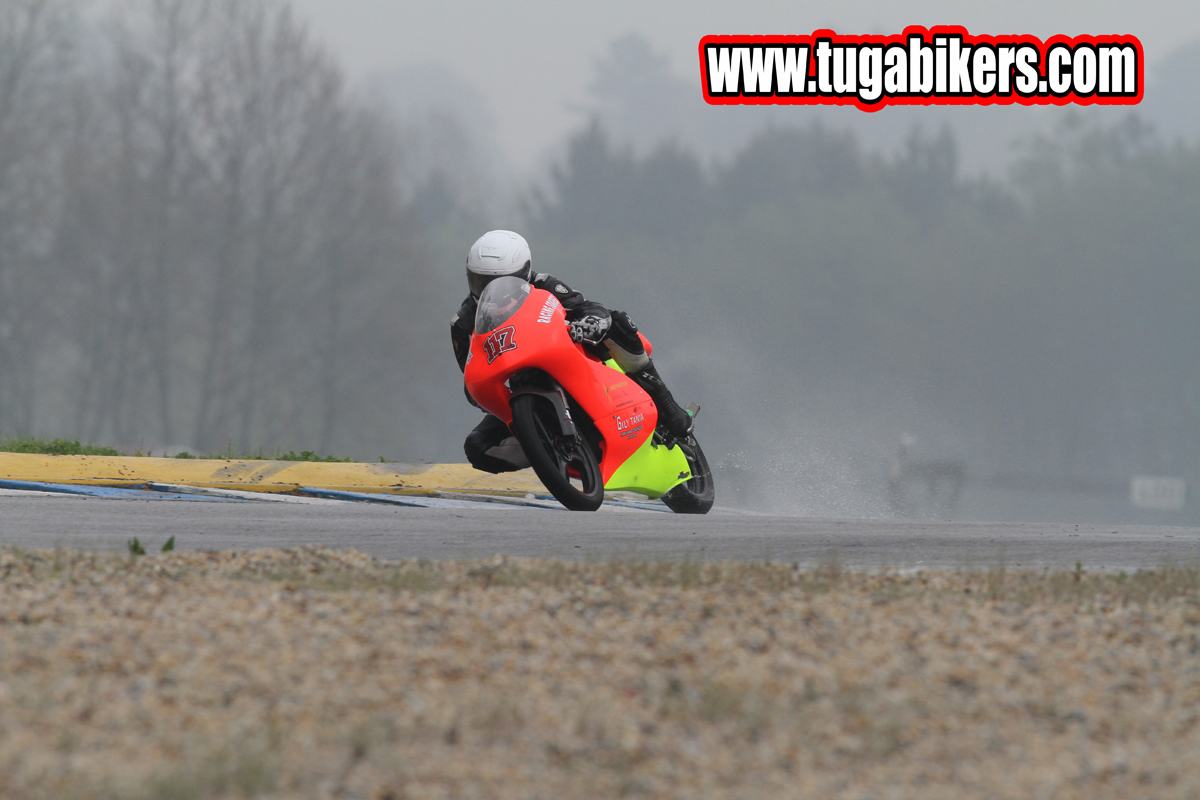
509 394 605 511
660 435 715 514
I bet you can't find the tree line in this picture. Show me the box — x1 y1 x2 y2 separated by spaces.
515 115 1198 490
0 0 440 457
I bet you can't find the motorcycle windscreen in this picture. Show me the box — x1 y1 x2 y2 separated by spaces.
475 276 532 333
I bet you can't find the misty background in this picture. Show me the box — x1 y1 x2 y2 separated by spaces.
1 0 1197 525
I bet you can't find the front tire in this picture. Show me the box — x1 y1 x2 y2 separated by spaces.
509 394 605 511
660 435 714 514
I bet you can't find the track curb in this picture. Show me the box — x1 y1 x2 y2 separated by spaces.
0 453 545 496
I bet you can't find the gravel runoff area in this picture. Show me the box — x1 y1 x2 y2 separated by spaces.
1 547 1199 799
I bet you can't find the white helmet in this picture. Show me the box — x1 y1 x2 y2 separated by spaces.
466 230 531 299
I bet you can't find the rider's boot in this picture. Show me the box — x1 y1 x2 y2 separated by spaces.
628 360 694 438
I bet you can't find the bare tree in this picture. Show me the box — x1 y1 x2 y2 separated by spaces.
181 0 413 452
55 0 215 445
0 0 75 433
51 0 428 456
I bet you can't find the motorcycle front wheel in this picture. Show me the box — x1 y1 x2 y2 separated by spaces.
509 393 605 511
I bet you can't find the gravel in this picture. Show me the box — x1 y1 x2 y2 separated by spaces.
1 547 1198 799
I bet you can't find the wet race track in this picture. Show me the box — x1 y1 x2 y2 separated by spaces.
2 492 1199 570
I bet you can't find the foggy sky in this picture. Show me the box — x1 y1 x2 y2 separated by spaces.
288 0 1200 172
7 0 1196 525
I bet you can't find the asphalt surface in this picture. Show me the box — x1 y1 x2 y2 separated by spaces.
2 494 1200 569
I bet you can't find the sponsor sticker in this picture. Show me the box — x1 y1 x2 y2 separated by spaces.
606 381 635 409
614 410 646 441
537 295 560 323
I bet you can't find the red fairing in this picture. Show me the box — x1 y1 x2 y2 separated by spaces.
464 287 658 483
639 332 653 356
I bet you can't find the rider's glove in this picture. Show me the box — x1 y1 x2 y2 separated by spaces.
568 314 611 345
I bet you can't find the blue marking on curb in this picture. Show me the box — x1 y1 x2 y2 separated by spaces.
431 491 563 510
0 480 245 501
436 490 671 512
298 488 527 509
601 499 673 513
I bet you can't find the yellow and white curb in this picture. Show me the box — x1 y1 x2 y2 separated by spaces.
0 453 671 511
0 453 545 496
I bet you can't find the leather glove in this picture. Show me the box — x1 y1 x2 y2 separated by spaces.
568 314 611 345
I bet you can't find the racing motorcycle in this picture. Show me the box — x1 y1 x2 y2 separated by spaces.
463 276 714 513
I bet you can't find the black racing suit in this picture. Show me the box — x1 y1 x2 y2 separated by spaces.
452 272 654 474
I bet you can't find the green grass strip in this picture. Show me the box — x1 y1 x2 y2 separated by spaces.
1 437 352 462
0 437 123 457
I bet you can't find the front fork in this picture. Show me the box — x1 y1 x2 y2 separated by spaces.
508 370 576 437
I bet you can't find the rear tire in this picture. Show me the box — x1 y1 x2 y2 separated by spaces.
509 394 604 511
660 435 714 514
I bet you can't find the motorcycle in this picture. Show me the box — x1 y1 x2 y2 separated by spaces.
463 276 714 513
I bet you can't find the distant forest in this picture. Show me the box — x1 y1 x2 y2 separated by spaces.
512 115 1198 494
0 1 1196 512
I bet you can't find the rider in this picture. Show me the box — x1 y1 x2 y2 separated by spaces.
452 229 694 474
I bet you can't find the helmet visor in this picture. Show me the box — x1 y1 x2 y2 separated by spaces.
468 261 531 299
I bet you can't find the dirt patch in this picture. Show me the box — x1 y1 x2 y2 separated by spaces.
0 547 1197 799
